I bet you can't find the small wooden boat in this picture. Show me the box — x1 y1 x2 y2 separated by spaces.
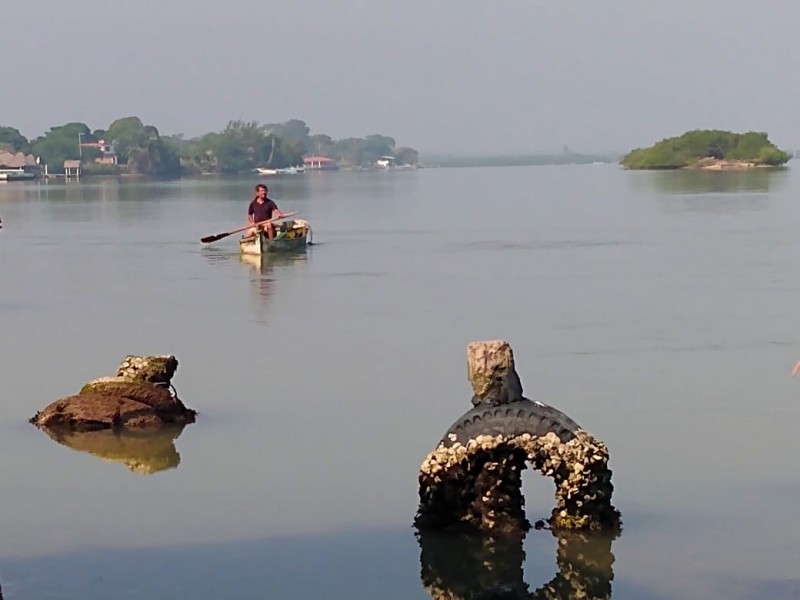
239 218 312 255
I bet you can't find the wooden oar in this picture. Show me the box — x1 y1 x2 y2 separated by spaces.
201 211 299 244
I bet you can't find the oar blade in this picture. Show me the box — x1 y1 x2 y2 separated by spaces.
201 232 229 244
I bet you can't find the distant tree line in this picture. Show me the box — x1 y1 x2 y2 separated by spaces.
621 130 791 169
0 118 418 177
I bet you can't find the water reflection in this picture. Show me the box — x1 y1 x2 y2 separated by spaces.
625 169 790 215
418 528 617 599
239 251 309 304
38 425 187 475
238 250 309 273
649 168 786 195
200 246 309 320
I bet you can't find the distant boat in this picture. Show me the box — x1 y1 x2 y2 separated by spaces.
239 218 312 255
276 166 305 175
255 167 278 176
0 168 36 181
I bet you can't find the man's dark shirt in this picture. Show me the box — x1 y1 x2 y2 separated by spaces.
248 198 279 223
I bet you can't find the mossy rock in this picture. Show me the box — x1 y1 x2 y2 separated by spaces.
79 377 178 413
79 376 136 395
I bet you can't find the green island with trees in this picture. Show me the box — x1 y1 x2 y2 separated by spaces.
620 130 791 170
0 117 419 178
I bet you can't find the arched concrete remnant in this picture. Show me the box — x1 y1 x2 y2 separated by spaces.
415 341 620 535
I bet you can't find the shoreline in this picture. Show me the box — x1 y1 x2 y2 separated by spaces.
683 158 779 171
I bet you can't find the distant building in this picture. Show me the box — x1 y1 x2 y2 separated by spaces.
64 159 81 179
303 155 339 171
80 139 118 165
0 151 42 179
376 155 396 169
0 151 39 169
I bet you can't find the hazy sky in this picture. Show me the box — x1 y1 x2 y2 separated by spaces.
4 0 799 154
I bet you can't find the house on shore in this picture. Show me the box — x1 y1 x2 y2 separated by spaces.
0 151 41 180
376 155 396 169
303 155 339 171
80 139 118 165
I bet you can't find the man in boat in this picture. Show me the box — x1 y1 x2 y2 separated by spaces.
246 184 285 239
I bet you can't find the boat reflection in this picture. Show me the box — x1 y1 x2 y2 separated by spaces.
201 246 309 319
38 425 187 475
238 248 309 273
239 250 309 304
418 528 617 600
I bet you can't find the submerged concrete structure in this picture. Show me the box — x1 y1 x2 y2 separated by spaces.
415 341 620 536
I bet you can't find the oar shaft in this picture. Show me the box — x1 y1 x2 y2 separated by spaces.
201 211 298 244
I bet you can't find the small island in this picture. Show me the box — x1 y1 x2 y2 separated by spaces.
620 130 791 170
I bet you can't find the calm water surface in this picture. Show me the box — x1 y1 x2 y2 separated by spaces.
1 166 799 599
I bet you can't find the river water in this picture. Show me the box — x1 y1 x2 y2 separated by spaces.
1 165 799 599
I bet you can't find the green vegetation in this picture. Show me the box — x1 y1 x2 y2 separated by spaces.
0 117 418 177
621 130 791 169
0 126 30 153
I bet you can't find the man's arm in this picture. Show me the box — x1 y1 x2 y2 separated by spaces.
247 202 255 224
269 199 285 218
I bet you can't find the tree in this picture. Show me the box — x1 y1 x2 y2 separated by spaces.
620 129 791 169
104 116 182 176
308 134 333 156
362 134 396 164
395 146 419 165
0 126 30 152
107 116 147 164
30 122 90 173
273 136 306 167
332 137 366 166
265 119 310 144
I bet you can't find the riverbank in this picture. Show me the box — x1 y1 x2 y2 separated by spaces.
683 157 782 171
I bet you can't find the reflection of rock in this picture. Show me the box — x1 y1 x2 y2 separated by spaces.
418 528 617 600
415 341 620 536
40 425 186 474
30 355 196 430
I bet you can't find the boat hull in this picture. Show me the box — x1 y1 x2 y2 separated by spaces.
0 169 36 181
239 219 310 255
